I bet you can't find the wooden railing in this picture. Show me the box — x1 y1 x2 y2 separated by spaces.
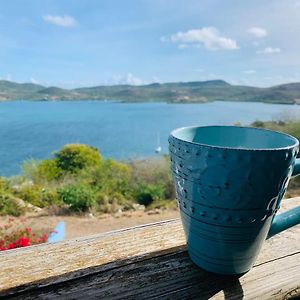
0 198 300 299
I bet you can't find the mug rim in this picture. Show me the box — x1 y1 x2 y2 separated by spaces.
170 125 299 151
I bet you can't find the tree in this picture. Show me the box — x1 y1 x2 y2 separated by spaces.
55 144 102 173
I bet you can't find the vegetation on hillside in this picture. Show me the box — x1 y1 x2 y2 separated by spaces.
1 117 300 217
0 144 176 216
252 118 300 197
1 79 300 104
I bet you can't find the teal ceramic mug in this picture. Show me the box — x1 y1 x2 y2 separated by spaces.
168 125 300 275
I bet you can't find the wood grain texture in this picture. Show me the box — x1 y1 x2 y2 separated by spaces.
0 197 299 299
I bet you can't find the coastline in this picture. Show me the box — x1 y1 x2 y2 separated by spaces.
0 98 297 105
1 79 300 105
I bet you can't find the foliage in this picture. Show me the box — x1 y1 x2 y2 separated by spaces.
128 157 174 207
0 193 26 216
251 120 265 128
4 117 300 217
0 218 50 251
95 192 132 213
133 183 165 206
129 156 175 200
58 184 96 212
1 144 176 216
0 177 26 216
251 119 300 141
16 184 60 208
89 159 131 195
250 118 300 193
0 177 8 190
36 159 63 181
22 158 61 184
22 144 103 184
147 198 177 210
40 189 61 207
55 144 102 173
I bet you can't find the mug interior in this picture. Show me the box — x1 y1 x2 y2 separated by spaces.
171 126 298 150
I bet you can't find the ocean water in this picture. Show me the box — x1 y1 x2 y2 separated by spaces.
0 100 300 176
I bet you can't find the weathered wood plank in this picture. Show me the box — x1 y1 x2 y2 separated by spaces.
0 219 186 294
0 197 300 299
7 248 299 300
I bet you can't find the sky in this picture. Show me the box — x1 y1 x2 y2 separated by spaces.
0 0 300 88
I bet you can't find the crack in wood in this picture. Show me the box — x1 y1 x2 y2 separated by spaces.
254 251 300 268
0 198 299 299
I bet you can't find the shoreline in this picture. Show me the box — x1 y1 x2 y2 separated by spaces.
0 99 297 105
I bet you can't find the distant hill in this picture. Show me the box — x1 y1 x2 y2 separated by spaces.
1 79 300 104
0 81 44 100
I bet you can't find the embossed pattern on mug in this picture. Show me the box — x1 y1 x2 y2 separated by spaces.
168 125 300 274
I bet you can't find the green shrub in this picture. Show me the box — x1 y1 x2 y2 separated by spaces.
16 184 43 207
82 158 132 200
16 184 60 208
129 157 175 200
22 159 62 183
0 177 26 216
40 189 61 206
21 159 39 181
252 120 265 128
36 159 62 181
251 119 300 141
0 192 25 216
147 198 177 210
21 144 103 186
1 144 179 215
95 192 132 213
134 183 165 206
100 159 131 194
55 144 102 173
0 177 8 190
58 184 96 212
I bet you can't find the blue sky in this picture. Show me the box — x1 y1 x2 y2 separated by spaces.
1 0 300 88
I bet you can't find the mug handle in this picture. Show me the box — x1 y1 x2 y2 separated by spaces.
268 158 300 238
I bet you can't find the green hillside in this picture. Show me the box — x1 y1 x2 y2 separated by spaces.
1 79 300 104
0 80 45 100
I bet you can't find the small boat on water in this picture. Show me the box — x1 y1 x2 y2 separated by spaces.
155 133 162 153
155 145 162 153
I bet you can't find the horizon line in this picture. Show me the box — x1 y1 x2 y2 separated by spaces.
1 79 299 90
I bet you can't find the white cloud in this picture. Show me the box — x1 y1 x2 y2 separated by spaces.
248 27 267 38
43 15 77 27
230 78 252 86
125 73 144 85
110 73 145 85
30 77 39 84
243 70 256 74
163 27 238 50
257 47 281 54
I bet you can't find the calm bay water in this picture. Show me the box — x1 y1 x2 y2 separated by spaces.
1 100 300 176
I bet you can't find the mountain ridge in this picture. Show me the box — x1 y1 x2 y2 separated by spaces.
1 79 300 104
